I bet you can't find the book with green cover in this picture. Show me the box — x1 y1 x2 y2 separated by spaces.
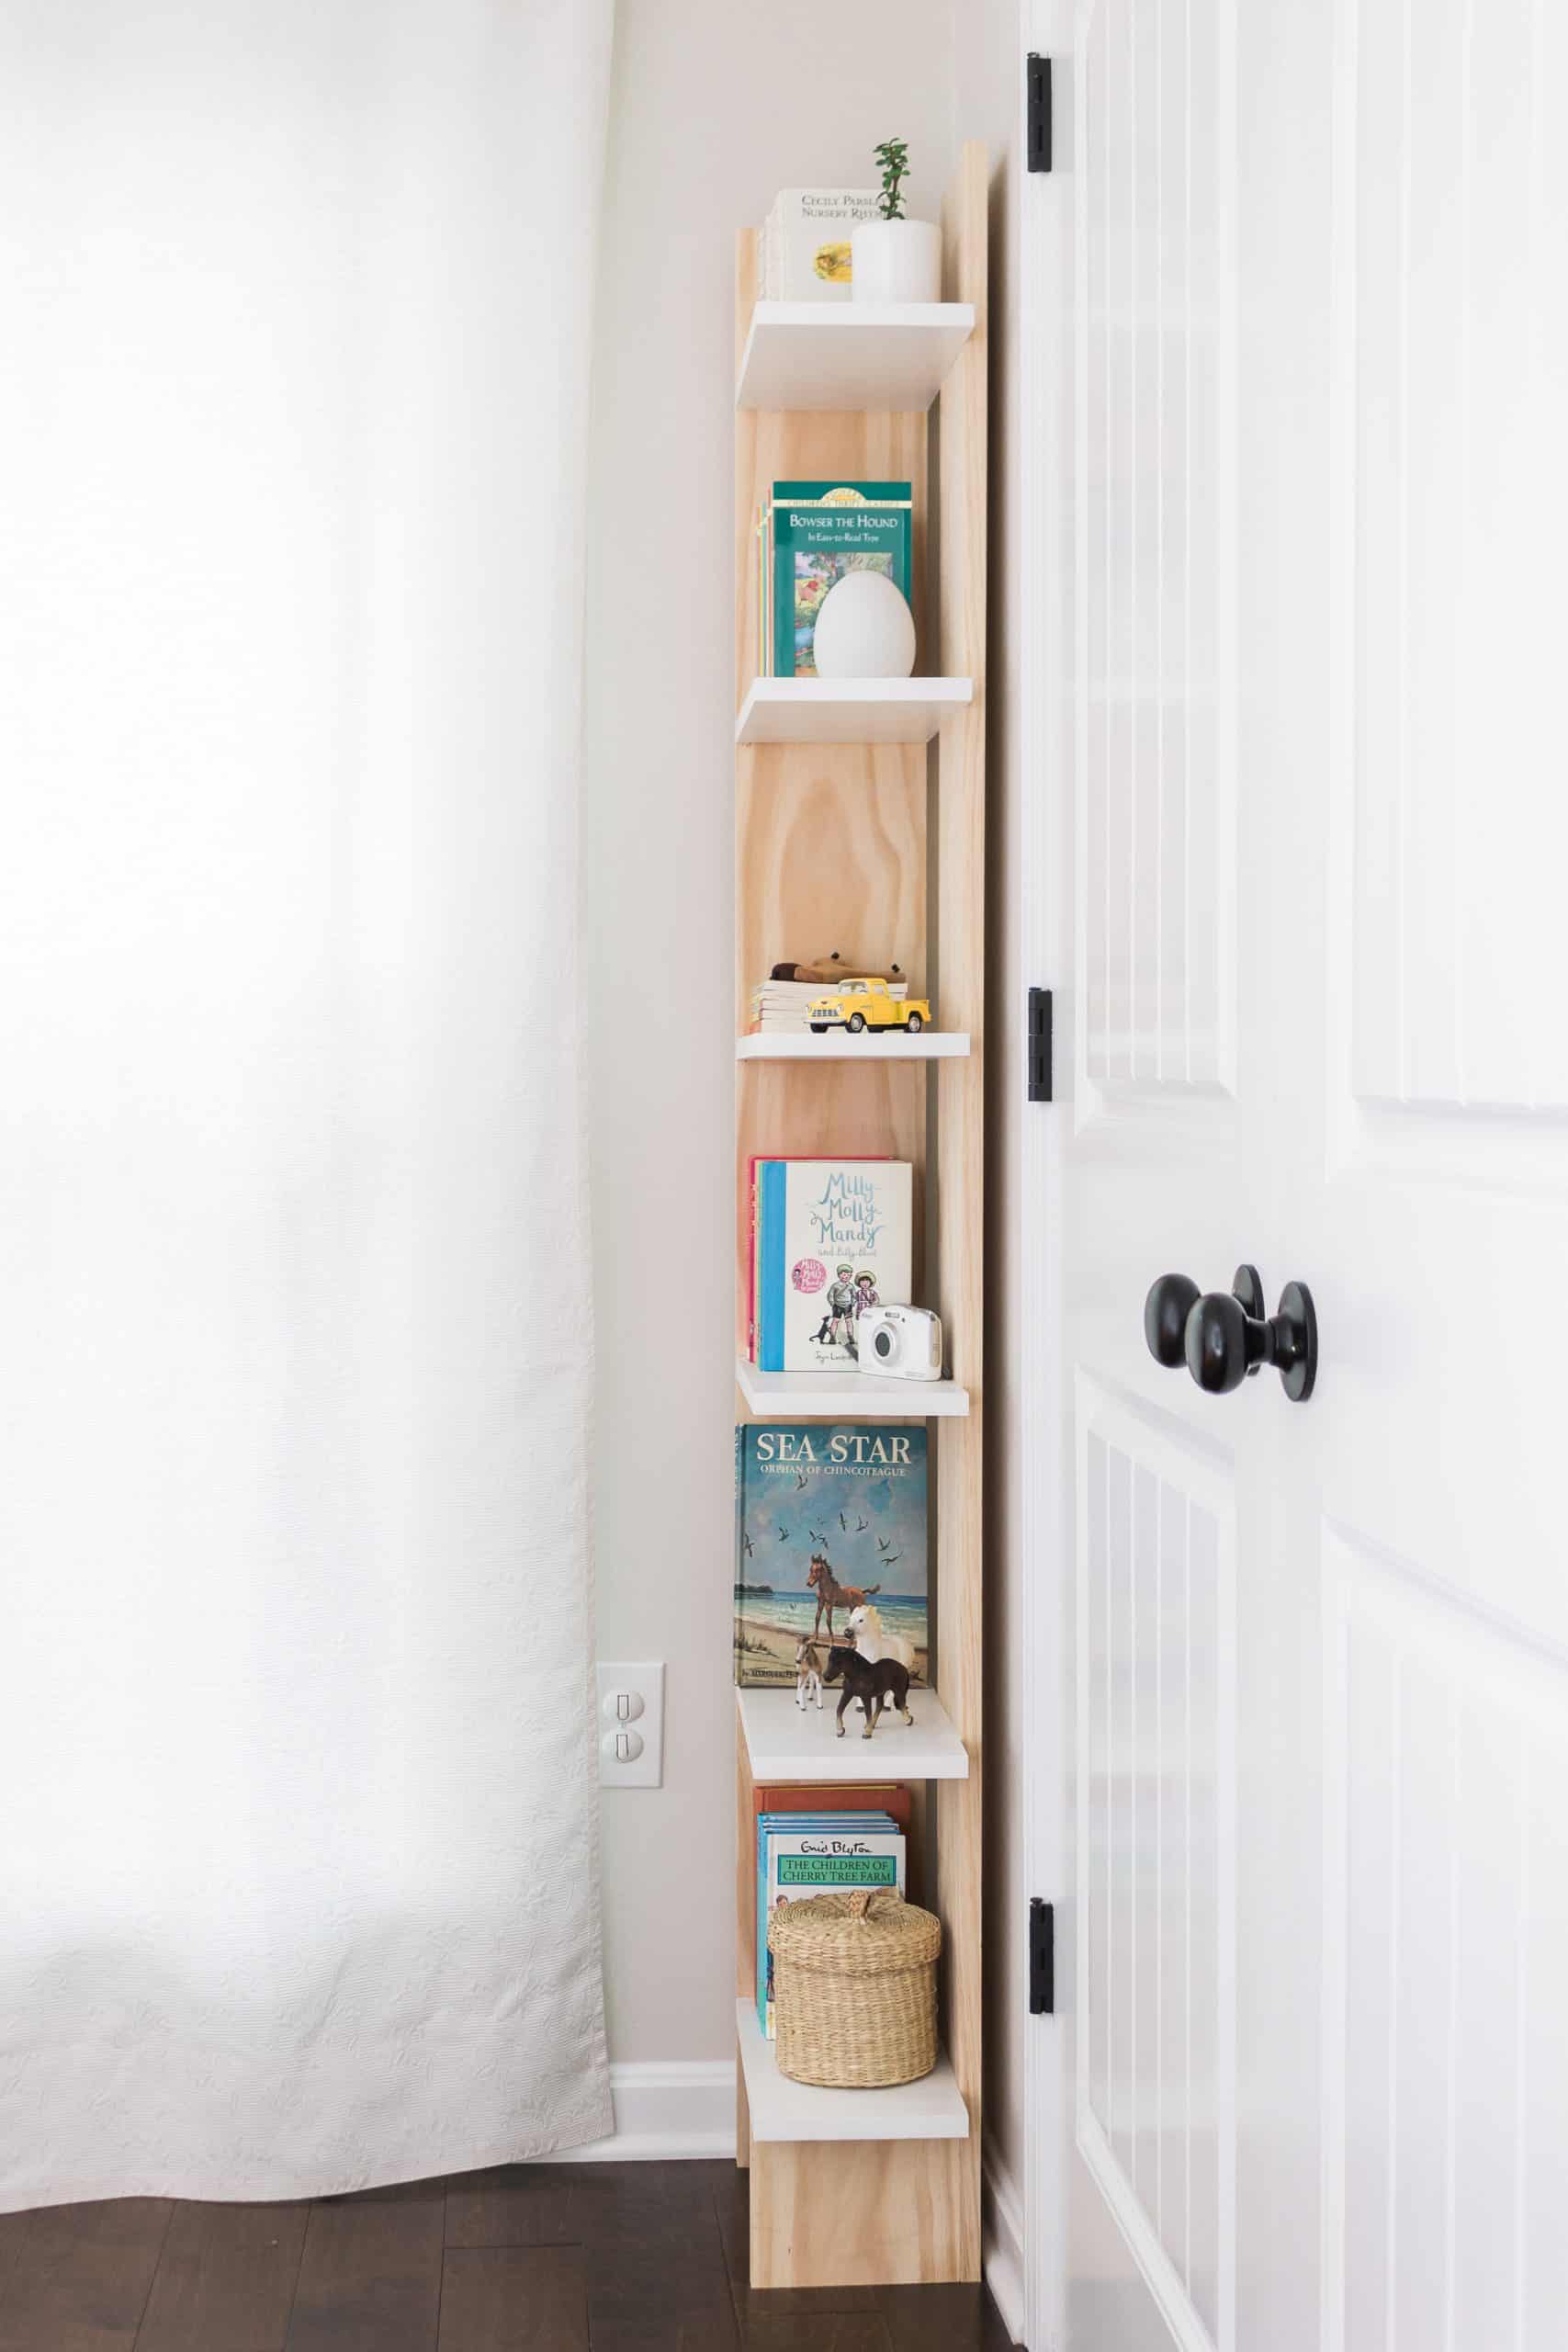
755 1812 902 2035
770 481 912 678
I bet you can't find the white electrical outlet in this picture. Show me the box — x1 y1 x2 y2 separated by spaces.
595 1662 663 1787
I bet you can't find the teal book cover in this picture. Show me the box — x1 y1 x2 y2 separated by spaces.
733 1420 928 1689
770 481 912 677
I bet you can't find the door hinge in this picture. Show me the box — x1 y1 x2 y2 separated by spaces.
1027 53 1053 174
1028 986 1053 1102
1030 1898 1055 2015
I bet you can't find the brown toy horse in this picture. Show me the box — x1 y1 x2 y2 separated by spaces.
806 1554 881 1642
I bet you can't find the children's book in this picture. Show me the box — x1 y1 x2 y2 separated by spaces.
743 1153 889 1361
733 1421 929 1690
769 482 912 677
755 1158 911 1372
756 1811 904 2034
750 1781 914 1835
761 190 880 300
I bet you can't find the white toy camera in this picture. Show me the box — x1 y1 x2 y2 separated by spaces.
855 1304 943 1381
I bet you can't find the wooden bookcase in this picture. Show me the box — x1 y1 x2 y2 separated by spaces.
731 145 987 2292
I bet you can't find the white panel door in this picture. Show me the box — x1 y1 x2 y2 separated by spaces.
1029 0 1568 2346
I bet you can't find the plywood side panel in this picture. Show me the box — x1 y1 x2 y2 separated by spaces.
734 226 932 1354
736 1710 754 2169
736 747 927 1023
748 2139 972 2289
736 412 931 704
732 260 930 711
734 1063 925 1359
932 139 988 2288
733 265 932 1035
736 1708 756 2003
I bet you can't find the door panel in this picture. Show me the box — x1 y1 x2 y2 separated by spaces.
1345 0 1566 1117
1323 1530 1568 2351
1077 1377 1235 2352
1078 0 1235 1109
1320 0 1568 1620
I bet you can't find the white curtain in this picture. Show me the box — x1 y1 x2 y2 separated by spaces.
0 0 614 2206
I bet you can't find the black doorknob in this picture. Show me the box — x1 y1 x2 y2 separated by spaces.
1143 1272 1200 1367
1145 1264 1263 1367
1144 1266 1317 1403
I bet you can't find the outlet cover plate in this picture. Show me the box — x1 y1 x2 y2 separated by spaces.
596 1661 664 1788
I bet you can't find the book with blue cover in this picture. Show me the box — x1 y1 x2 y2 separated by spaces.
769 481 913 677
754 1157 911 1374
733 1420 929 1690
756 1811 904 2035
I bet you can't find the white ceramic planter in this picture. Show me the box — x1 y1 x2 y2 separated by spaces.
850 218 942 305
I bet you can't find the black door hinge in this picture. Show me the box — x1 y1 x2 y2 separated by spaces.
1028 987 1053 1102
1030 1898 1055 2015
1027 54 1053 174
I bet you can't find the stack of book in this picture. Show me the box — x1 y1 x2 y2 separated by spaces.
754 1786 911 2037
753 480 912 679
757 189 880 301
748 977 907 1035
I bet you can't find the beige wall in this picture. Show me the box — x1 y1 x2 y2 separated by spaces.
582 0 962 2067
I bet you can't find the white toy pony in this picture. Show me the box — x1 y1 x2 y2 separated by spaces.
794 1634 825 1709
846 1602 915 1673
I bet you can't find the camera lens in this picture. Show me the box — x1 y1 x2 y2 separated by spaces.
874 1328 894 1360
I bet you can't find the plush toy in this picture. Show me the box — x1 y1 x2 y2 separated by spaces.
770 951 906 985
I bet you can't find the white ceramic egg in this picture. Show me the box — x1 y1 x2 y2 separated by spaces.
810 568 916 679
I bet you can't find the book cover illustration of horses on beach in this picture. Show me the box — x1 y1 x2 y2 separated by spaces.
733 1421 928 1690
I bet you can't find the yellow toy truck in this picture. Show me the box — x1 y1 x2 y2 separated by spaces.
807 977 931 1036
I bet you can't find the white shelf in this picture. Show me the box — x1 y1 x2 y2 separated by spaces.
736 302 976 413
736 2001 969 2143
736 677 974 746
736 1356 970 1419
737 1684 969 1783
736 1031 969 1063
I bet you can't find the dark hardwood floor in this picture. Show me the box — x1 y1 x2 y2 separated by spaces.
0 2162 1016 2350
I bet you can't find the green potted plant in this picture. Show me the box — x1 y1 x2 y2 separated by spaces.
851 138 941 304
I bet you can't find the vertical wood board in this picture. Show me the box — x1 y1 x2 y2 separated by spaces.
931 138 989 2288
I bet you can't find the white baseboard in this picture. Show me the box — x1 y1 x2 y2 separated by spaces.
554 2060 738 2164
984 2138 1028 2347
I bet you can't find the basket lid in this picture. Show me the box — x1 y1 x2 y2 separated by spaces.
766 1887 941 1975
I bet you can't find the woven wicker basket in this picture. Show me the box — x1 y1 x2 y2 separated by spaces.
769 1887 941 2088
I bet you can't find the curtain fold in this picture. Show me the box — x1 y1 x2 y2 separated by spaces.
0 0 615 2206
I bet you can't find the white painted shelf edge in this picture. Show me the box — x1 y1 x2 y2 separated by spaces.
735 301 976 414
735 677 974 747
735 1684 969 1783
735 1356 970 1419
735 2001 969 2143
735 1032 970 1063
